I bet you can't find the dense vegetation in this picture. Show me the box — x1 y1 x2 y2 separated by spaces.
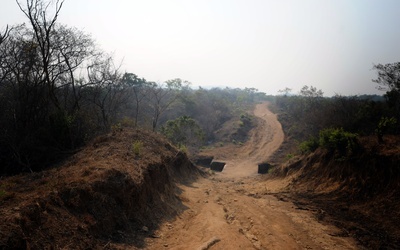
275 82 399 156
0 0 265 175
2 0 400 175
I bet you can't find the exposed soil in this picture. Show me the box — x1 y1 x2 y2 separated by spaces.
0 129 200 249
139 102 361 250
1 102 398 249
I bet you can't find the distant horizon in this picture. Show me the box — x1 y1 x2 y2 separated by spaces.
2 0 399 96
190 84 385 97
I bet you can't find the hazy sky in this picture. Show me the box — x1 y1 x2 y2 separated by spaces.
2 0 400 96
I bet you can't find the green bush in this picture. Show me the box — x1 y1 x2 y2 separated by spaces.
299 137 319 154
376 116 397 143
319 128 358 155
160 116 204 147
121 117 135 128
178 144 188 154
132 140 143 157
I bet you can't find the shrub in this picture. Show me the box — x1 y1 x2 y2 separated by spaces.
160 116 204 147
132 140 143 157
299 137 319 154
178 144 188 154
111 123 122 134
376 116 397 143
286 154 294 160
121 117 135 128
319 128 358 155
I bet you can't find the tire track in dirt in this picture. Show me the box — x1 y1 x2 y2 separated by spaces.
137 102 360 250
219 102 284 178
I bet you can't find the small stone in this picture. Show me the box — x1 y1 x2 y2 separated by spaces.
164 244 169 247
142 226 149 232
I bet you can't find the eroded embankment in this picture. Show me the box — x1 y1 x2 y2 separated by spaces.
278 135 400 249
0 129 199 249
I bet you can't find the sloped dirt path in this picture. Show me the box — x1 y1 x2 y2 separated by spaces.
140 102 360 250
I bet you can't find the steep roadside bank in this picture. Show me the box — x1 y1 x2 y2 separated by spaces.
274 135 400 249
142 102 359 250
0 129 199 249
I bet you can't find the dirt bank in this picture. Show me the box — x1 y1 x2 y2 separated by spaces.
0 129 199 249
140 102 360 250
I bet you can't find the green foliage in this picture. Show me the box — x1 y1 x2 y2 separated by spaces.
111 123 122 133
132 140 143 157
0 183 13 201
160 116 205 147
178 144 188 154
286 154 294 160
376 116 397 143
299 137 319 154
376 116 397 132
319 128 358 155
0 189 7 198
120 117 135 128
240 113 252 126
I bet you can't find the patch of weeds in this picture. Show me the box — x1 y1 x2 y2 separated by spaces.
0 189 7 198
0 184 14 202
121 117 135 128
267 166 275 174
132 140 143 157
286 154 294 160
111 123 122 134
178 144 188 154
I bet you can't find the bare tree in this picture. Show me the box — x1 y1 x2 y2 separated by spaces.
0 25 11 45
121 73 149 127
86 56 126 130
149 79 184 131
51 25 97 112
16 0 65 109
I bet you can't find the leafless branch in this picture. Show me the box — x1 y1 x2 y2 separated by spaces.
0 25 11 45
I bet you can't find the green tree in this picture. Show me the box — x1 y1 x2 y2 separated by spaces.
373 62 400 120
376 116 397 143
160 115 204 148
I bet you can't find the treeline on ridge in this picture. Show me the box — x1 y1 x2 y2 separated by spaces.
0 0 267 175
2 0 400 176
274 80 400 157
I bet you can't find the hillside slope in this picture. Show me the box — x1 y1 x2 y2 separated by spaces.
276 135 400 249
0 129 199 249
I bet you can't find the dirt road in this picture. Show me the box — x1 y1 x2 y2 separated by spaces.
144 102 359 250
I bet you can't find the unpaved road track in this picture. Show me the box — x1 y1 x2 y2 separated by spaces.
144 102 359 250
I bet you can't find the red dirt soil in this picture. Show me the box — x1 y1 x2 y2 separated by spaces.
0 129 199 249
138 102 360 250
1 102 398 249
